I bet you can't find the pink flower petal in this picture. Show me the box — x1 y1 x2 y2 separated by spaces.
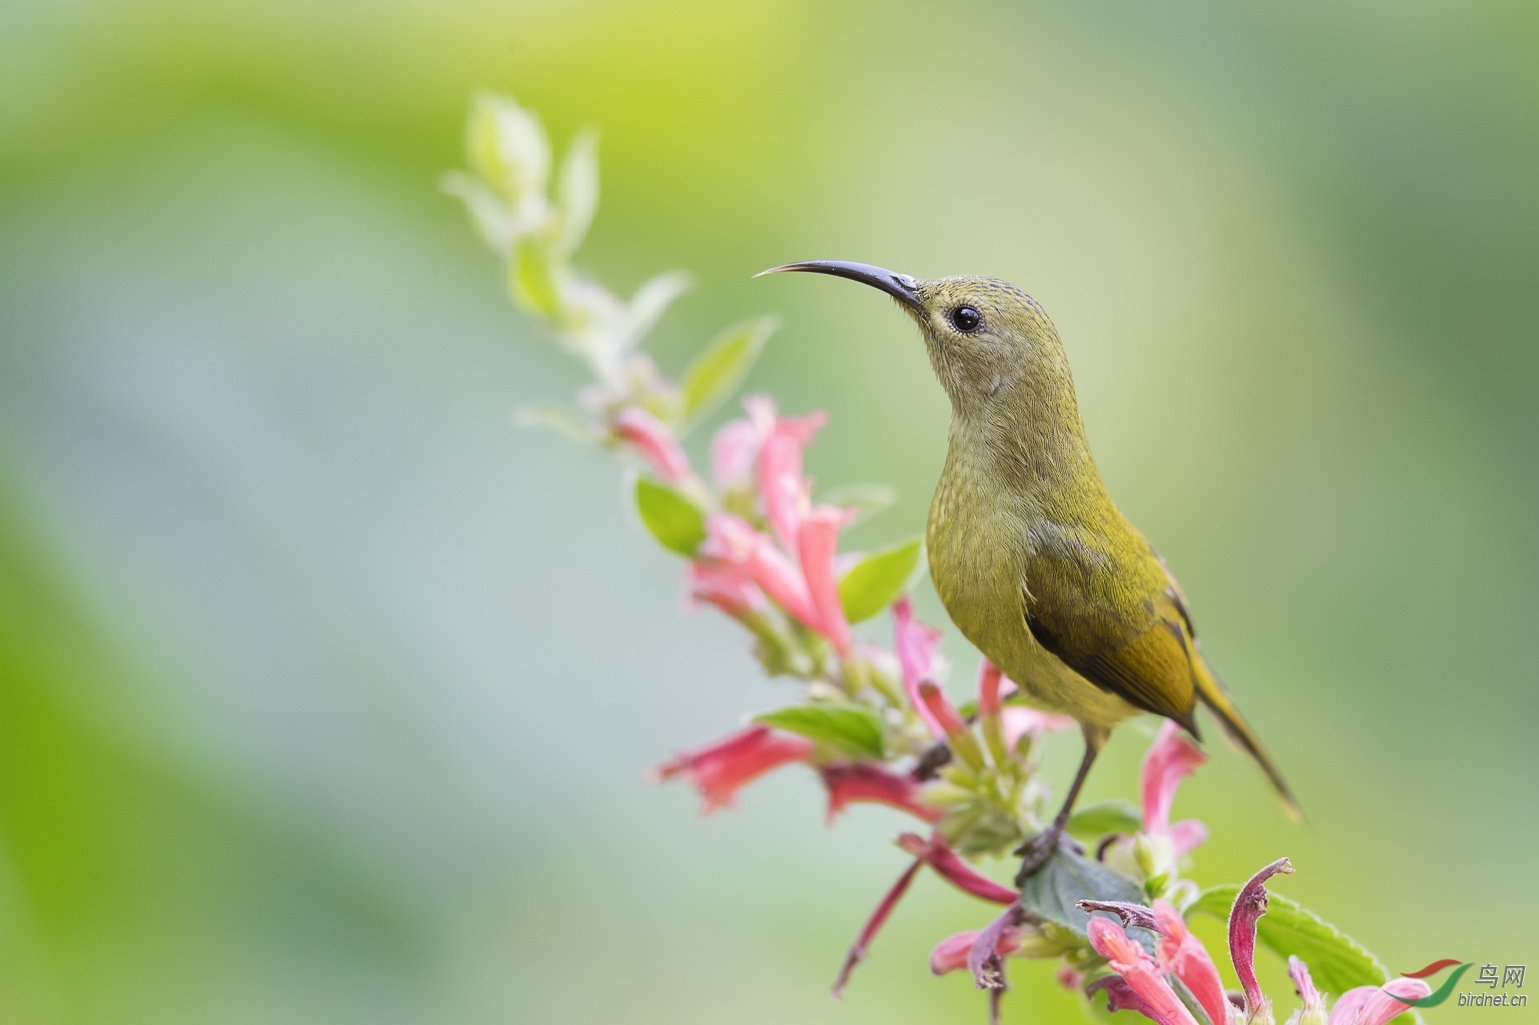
1000 706 1078 750
1227 858 1294 1020
929 925 1026 976
1142 721 1207 837
612 405 691 484
978 660 1005 717
650 725 813 814
833 857 922 999
1154 899 1231 1025
892 597 945 738
918 681 985 770
1328 979 1430 1025
1289 956 1325 1016
757 409 827 553
820 764 941 825
798 504 854 657
686 562 765 618
1169 818 1211 858
700 513 820 629
896 832 1016 905
710 417 762 490
1087 917 1202 1025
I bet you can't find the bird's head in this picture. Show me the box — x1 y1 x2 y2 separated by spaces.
756 260 1071 419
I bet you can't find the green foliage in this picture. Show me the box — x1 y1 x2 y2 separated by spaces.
754 705 884 760
819 482 898 526
512 236 561 319
555 129 599 258
1019 848 1152 945
1189 885 1391 998
838 537 924 624
1065 800 1142 839
676 317 776 433
633 478 706 556
515 403 594 444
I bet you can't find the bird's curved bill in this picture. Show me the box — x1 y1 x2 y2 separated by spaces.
755 260 922 310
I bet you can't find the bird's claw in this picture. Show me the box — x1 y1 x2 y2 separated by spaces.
1012 828 1084 886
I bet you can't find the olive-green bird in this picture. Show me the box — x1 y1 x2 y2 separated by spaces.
759 260 1300 881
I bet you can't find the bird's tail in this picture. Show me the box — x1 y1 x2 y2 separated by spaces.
1192 657 1303 823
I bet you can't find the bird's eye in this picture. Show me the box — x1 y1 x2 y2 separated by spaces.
950 305 982 332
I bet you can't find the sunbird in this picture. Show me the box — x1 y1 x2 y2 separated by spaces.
759 261 1300 881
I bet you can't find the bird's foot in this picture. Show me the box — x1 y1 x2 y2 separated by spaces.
1012 828 1084 886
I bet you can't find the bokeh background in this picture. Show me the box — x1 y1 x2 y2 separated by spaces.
1 1 1535 1022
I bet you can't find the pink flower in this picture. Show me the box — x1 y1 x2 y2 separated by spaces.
892 597 945 739
700 513 820 628
686 562 765 618
929 926 1027 975
1327 978 1430 1025
1056 963 1085 991
1142 720 1210 862
1154 899 1232 1025
833 857 922 999
1000 706 1078 749
896 832 1016 905
1288 956 1327 1025
757 409 827 553
798 504 855 656
1087 916 1201 1025
1229 858 1294 1024
650 725 813 814
612 405 691 484
710 395 776 490
918 681 986 770
820 764 941 825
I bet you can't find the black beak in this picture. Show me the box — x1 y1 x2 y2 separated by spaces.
755 260 922 311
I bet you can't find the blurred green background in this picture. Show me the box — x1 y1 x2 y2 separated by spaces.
0 1 1535 1022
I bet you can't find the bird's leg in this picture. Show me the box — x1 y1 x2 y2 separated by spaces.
1013 726 1105 885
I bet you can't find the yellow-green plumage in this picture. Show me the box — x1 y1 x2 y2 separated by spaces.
761 260 1299 874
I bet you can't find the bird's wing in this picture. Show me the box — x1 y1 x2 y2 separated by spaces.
1021 537 1201 734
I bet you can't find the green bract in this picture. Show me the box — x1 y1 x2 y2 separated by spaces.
634 478 706 556
754 706 885 760
838 537 924 624
676 317 777 433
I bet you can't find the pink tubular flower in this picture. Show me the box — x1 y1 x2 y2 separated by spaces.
757 409 828 552
1087 917 1201 1025
710 395 776 490
892 597 945 738
1288 956 1327 1025
686 562 765 618
1154 899 1232 1025
1229 858 1294 1025
1000 706 1077 749
820 764 941 825
930 926 1026 976
798 504 855 656
1327 979 1430 1025
612 405 691 484
918 681 986 770
700 513 820 628
650 725 813 814
833 857 922 999
1142 720 1210 859
896 832 1016 905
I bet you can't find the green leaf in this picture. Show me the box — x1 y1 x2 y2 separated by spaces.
820 482 898 526
677 317 776 432
555 128 599 258
1066 800 1143 839
754 705 884 760
838 537 924 624
1189 886 1391 999
634 477 706 557
1019 847 1155 948
515 403 593 444
512 236 561 318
